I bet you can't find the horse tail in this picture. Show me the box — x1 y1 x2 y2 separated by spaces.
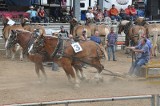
98 45 108 61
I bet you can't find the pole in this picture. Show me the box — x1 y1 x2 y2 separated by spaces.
98 0 103 10
73 0 80 21
151 95 156 106
156 94 159 106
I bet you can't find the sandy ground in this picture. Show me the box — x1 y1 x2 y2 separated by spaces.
0 50 160 106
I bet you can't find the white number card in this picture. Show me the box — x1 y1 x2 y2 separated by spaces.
71 42 83 53
7 19 15 26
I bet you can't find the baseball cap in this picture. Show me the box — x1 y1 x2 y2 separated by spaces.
30 6 34 9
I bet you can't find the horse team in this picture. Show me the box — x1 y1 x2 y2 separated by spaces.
118 18 160 56
3 17 160 87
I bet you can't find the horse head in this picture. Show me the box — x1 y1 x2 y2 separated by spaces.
134 17 147 26
5 30 18 49
21 18 30 27
118 20 129 34
70 17 79 26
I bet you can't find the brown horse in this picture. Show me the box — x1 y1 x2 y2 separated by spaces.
118 20 146 46
3 23 24 60
144 23 160 56
71 20 110 38
5 29 48 82
21 18 46 35
134 18 160 56
5 29 90 87
29 35 107 87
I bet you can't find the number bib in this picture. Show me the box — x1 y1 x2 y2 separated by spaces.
71 42 83 53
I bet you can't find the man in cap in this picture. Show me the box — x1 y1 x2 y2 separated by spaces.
127 38 150 77
59 25 69 38
106 27 118 61
86 6 95 23
26 5 41 23
130 5 137 21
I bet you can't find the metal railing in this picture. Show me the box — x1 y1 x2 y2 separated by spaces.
7 94 157 106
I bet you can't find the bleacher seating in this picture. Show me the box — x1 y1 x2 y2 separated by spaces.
0 11 29 22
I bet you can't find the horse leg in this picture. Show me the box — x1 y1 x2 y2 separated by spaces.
92 59 104 82
35 63 41 82
5 49 10 58
19 47 23 61
154 45 157 57
73 65 82 80
74 64 87 80
11 49 16 61
61 59 79 87
39 62 47 82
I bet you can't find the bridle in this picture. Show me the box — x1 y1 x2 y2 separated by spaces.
7 31 18 49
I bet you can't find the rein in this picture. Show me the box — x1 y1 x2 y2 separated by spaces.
51 37 60 58
21 33 35 55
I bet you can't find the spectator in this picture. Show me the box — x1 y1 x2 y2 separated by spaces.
103 8 110 17
59 25 69 38
69 7 74 17
106 27 118 61
90 30 101 44
26 6 40 23
119 9 127 20
37 6 48 23
130 5 137 21
95 9 104 22
103 8 111 24
125 5 132 20
127 38 150 77
86 7 95 23
109 4 121 21
92 6 98 16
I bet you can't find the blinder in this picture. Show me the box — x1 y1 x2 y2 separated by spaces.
7 30 18 48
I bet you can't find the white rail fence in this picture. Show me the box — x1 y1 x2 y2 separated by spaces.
7 94 160 106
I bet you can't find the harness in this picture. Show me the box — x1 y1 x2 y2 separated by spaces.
49 38 104 70
22 33 35 55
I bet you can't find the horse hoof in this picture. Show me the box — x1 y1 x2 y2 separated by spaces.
80 77 86 81
74 84 80 88
11 58 15 61
100 78 104 82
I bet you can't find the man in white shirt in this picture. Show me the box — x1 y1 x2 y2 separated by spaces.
86 7 94 23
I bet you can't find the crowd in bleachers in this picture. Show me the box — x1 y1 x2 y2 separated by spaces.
0 3 143 24
0 5 49 23
86 4 139 23
0 11 29 21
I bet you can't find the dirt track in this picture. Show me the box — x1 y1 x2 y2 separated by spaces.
0 50 160 106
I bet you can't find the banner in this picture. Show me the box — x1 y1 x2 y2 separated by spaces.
103 0 132 10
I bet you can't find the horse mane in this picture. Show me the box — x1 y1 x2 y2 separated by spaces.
16 29 32 34
123 21 133 34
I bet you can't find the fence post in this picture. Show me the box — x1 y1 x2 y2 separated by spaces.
151 95 156 106
65 103 69 106
156 94 159 106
